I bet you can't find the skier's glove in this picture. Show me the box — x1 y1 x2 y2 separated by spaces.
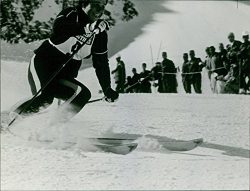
84 20 109 35
84 21 96 34
104 87 119 103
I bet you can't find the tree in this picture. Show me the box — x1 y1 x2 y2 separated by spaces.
0 0 138 44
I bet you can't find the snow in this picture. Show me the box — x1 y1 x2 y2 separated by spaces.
1 0 250 190
1 60 250 190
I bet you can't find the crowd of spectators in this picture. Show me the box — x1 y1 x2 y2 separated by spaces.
198 31 250 94
111 31 250 94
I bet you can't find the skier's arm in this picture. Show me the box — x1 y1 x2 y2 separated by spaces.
92 52 111 92
92 31 111 92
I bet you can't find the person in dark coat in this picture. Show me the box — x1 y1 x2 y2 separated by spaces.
227 32 242 66
218 43 229 71
181 53 191 93
131 68 141 93
189 50 204 94
238 31 250 94
111 55 126 93
161 52 177 93
209 46 227 93
151 62 164 93
124 76 133 93
139 63 152 93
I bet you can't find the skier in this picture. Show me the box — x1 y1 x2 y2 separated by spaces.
8 0 118 126
139 63 152 93
181 53 191 93
111 55 126 93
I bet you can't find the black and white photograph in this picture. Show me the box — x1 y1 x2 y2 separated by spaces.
1 0 249 190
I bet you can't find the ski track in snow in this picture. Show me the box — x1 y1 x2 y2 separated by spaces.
1 1 250 189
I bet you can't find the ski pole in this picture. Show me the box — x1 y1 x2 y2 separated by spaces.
150 44 154 65
87 97 105 104
56 97 104 106
156 41 162 62
7 33 96 127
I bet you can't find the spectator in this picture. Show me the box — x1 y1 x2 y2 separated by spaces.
181 53 191 93
227 32 242 67
189 50 204 93
218 43 229 71
204 47 212 80
124 76 133 93
216 64 239 94
131 68 141 93
209 46 227 93
111 55 126 93
161 52 178 93
139 63 152 93
151 62 164 93
238 31 250 94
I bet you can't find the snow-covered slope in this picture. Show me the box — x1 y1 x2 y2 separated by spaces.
1 1 250 190
1 61 250 190
1 92 250 190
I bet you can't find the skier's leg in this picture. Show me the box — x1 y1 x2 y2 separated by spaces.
13 93 54 116
12 54 55 116
50 78 91 125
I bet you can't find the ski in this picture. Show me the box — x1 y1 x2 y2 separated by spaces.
34 138 138 155
158 138 203 151
94 142 138 155
90 137 137 145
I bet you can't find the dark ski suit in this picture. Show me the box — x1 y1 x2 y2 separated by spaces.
16 6 111 117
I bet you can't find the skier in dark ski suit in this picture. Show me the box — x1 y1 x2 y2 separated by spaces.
13 0 118 124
